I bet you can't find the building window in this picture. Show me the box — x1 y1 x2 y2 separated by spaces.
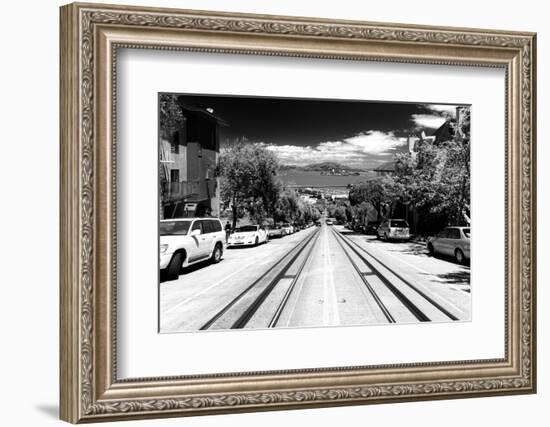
170 138 179 154
170 169 179 183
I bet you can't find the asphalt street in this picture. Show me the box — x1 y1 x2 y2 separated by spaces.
160 224 471 333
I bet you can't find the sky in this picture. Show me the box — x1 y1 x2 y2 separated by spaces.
175 94 465 170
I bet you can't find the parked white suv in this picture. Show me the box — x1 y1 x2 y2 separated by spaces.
160 218 225 280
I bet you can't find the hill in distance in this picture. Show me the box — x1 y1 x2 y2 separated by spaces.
280 162 366 173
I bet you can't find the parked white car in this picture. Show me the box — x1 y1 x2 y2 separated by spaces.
160 218 225 280
227 225 268 247
377 219 411 241
267 225 284 238
427 226 470 264
280 223 293 235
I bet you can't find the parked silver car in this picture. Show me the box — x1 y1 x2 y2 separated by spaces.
427 226 470 264
376 219 411 241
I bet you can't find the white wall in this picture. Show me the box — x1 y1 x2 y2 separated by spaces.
0 0 546 426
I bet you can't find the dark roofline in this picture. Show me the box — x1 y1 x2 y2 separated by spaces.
176 97 229 126
430 118 455 136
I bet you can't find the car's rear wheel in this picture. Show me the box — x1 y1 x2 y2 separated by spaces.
455 248 466 264
428 243 435 256
211 244 222 264
166 252 184 280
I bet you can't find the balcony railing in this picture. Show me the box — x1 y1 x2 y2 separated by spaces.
161 180 216 202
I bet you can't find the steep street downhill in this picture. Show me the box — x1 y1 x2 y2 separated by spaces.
160 223 470 333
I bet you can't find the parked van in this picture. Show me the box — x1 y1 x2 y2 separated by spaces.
376 219 411 241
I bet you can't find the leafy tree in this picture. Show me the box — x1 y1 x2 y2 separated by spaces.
273 190 300 223
388 108 471 230
349 202 376 226
306 204 322 222
217 142 281 229
348 179 395 220
328 205 347 223
347 107 470 233
159 94 185 140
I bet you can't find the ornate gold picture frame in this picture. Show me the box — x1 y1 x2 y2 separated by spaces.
60 2 536 423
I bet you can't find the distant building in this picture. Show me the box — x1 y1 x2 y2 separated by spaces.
160 98 227 219
331 194 349 202
299 194 317 205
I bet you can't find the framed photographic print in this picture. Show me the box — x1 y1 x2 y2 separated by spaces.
60 2 537 423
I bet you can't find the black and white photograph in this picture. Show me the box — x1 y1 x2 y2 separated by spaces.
158 93 471 333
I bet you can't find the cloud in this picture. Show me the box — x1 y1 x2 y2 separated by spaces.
343 131 407 153
410 114 448 129
410 104 462 130
263 131 406 168
425 104 458 117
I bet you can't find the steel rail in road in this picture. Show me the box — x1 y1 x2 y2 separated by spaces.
199 227 321 330
331 227 429 321
332 228 459 321
331 228 396 323
267 229 322 328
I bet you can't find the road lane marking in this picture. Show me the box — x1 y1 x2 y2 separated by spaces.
164 247 288 315
351 236 467 316
163 229 318 316
360 237 470 295
366 238 467 276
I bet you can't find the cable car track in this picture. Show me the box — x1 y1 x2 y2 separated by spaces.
199 227 321 330
331 229 396 323
332 228 459 321
198 224 461 331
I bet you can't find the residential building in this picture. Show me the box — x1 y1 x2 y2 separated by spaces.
160 98 227 219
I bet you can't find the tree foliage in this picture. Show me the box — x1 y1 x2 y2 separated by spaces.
328 205 347 223
349 202 376 225
217 142 281 228
217 141 325 228
273 191 321 224
348 179 396 220
159 94 185 140
392 131 470 227
348 107 471 232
